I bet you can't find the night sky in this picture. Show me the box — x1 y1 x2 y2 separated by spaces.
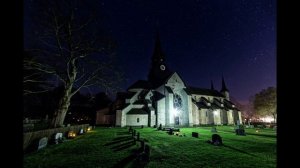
24 0 276 104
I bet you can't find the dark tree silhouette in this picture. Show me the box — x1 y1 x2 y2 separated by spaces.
25 0 123 127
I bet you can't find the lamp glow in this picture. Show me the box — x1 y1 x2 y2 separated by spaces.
172 108 179 117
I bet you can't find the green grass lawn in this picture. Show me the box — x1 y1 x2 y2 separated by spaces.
24 126 276 168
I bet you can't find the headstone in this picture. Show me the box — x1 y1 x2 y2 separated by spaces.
67 124 71 127
79 128 84 135
192 132 199 138
235 125 246 136
211 127 217 133
140 140 145 152
144 144 150 161
237 120 240 126
129 126 133 133
54 133 63 144
168 128 173 135
157 124 162 130
141 125 144 129
38 137 48 150
211 134 222 146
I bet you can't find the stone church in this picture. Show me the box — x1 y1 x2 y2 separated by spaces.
96 34 242 127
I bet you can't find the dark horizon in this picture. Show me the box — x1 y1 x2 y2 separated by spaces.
24 0 276 104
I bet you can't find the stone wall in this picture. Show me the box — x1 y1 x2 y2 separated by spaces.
23 124 89 152
126 114 148 126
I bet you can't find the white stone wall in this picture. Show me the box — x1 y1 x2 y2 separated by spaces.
221 110 228 124
199 109 208 124
126 114 148 126
227 110 234 125
116 110 122 126
213 109 221 125
167 93 174 125
192 102 199 125
150 110 156 127
238 111 242 124
187 95 193 126
157 98 166 126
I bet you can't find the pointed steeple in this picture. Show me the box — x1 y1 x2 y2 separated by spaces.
210 80 215 90
221 76 229 92
148 32 172 86
152 31 165 64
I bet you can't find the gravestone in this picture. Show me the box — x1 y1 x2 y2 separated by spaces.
235 125 246 136
129 126 133 133
211 134 223 146
38 137 48 150
211 127 217 133
167 128 173 135
141 125 144 129
144 144 150 161
140 140 145 152
79 128 84 135
54 133 63 144
157 124 162 130
192 132 199 138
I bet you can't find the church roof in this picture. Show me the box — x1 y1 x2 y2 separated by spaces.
133 99 151 105
195 102 209 109
152 91 165 101
128 80 151 90
185 86 225 97
165 86 173 93
127 108 148 115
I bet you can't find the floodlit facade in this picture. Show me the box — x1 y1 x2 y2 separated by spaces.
98 34 242 127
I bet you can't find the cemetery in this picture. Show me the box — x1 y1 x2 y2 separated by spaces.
24 126 276 168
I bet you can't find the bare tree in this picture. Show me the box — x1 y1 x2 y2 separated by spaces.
25 0 123 127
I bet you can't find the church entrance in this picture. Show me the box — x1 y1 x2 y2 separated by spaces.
175 116 180 125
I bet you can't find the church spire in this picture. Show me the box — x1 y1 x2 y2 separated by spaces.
211 80 215 90
152 31 165 64
221 76 229 92
148 32 172 86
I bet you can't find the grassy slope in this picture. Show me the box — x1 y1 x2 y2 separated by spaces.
24 126 276 168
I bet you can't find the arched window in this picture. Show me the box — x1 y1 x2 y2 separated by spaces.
173 94 182 109
137 118 139 123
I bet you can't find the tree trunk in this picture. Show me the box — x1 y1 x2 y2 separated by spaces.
272 113 276 124
50 85 73 128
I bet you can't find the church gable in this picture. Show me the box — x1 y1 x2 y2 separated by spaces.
165 72 186 90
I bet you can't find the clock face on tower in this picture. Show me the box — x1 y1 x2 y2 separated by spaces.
160 64 166 71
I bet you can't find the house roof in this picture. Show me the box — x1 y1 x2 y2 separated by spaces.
127 108 148 115
185 86 225 97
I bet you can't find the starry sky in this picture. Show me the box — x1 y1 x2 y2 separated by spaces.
24 0 276 104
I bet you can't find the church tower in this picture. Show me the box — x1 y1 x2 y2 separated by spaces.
148 32 172 86
220 76 230 100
